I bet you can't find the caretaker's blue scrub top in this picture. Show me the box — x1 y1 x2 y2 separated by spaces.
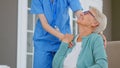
31 0 83 50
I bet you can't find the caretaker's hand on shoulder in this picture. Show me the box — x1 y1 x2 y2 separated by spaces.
99 32 107 48
62 34 74 43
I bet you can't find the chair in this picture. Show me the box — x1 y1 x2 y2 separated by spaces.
106 41 120 68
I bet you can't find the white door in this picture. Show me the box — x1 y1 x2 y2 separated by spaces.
17 0 103 68
17 0 35 68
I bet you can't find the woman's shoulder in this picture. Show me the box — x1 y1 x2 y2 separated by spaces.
90 33 102 38
88 33 103 42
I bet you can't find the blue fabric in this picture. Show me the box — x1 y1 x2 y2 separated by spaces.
34 40 57 68
31 0 83 68
33 50 54 68
30 0 83 48
33 40 57 68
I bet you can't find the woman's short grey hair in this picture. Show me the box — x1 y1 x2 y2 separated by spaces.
89 6 107 33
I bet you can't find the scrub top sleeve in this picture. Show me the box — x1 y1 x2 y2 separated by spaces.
30 0 44 14
68 0 83 12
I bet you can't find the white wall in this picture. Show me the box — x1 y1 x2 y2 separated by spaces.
0 0 18 68
80 0 103 12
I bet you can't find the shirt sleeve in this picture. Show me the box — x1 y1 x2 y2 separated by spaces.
67 0 83 12
52 42 69 68
30 0 44 14
88 36 108 68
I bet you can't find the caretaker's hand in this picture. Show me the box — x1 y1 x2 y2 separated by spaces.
75 10 84 19
99 32 107 48
62 34 74 48
62 34 74 43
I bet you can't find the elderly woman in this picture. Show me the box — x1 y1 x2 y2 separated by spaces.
52 6 108 68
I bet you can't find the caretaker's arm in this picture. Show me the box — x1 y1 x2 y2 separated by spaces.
38 14 64 40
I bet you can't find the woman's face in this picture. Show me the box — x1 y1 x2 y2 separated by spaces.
77 10 98 28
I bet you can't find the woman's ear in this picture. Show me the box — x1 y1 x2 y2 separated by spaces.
91 22 99 27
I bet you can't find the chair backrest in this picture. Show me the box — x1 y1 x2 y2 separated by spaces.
106 41 120 68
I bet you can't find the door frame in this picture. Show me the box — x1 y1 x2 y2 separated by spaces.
17 0 28 68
